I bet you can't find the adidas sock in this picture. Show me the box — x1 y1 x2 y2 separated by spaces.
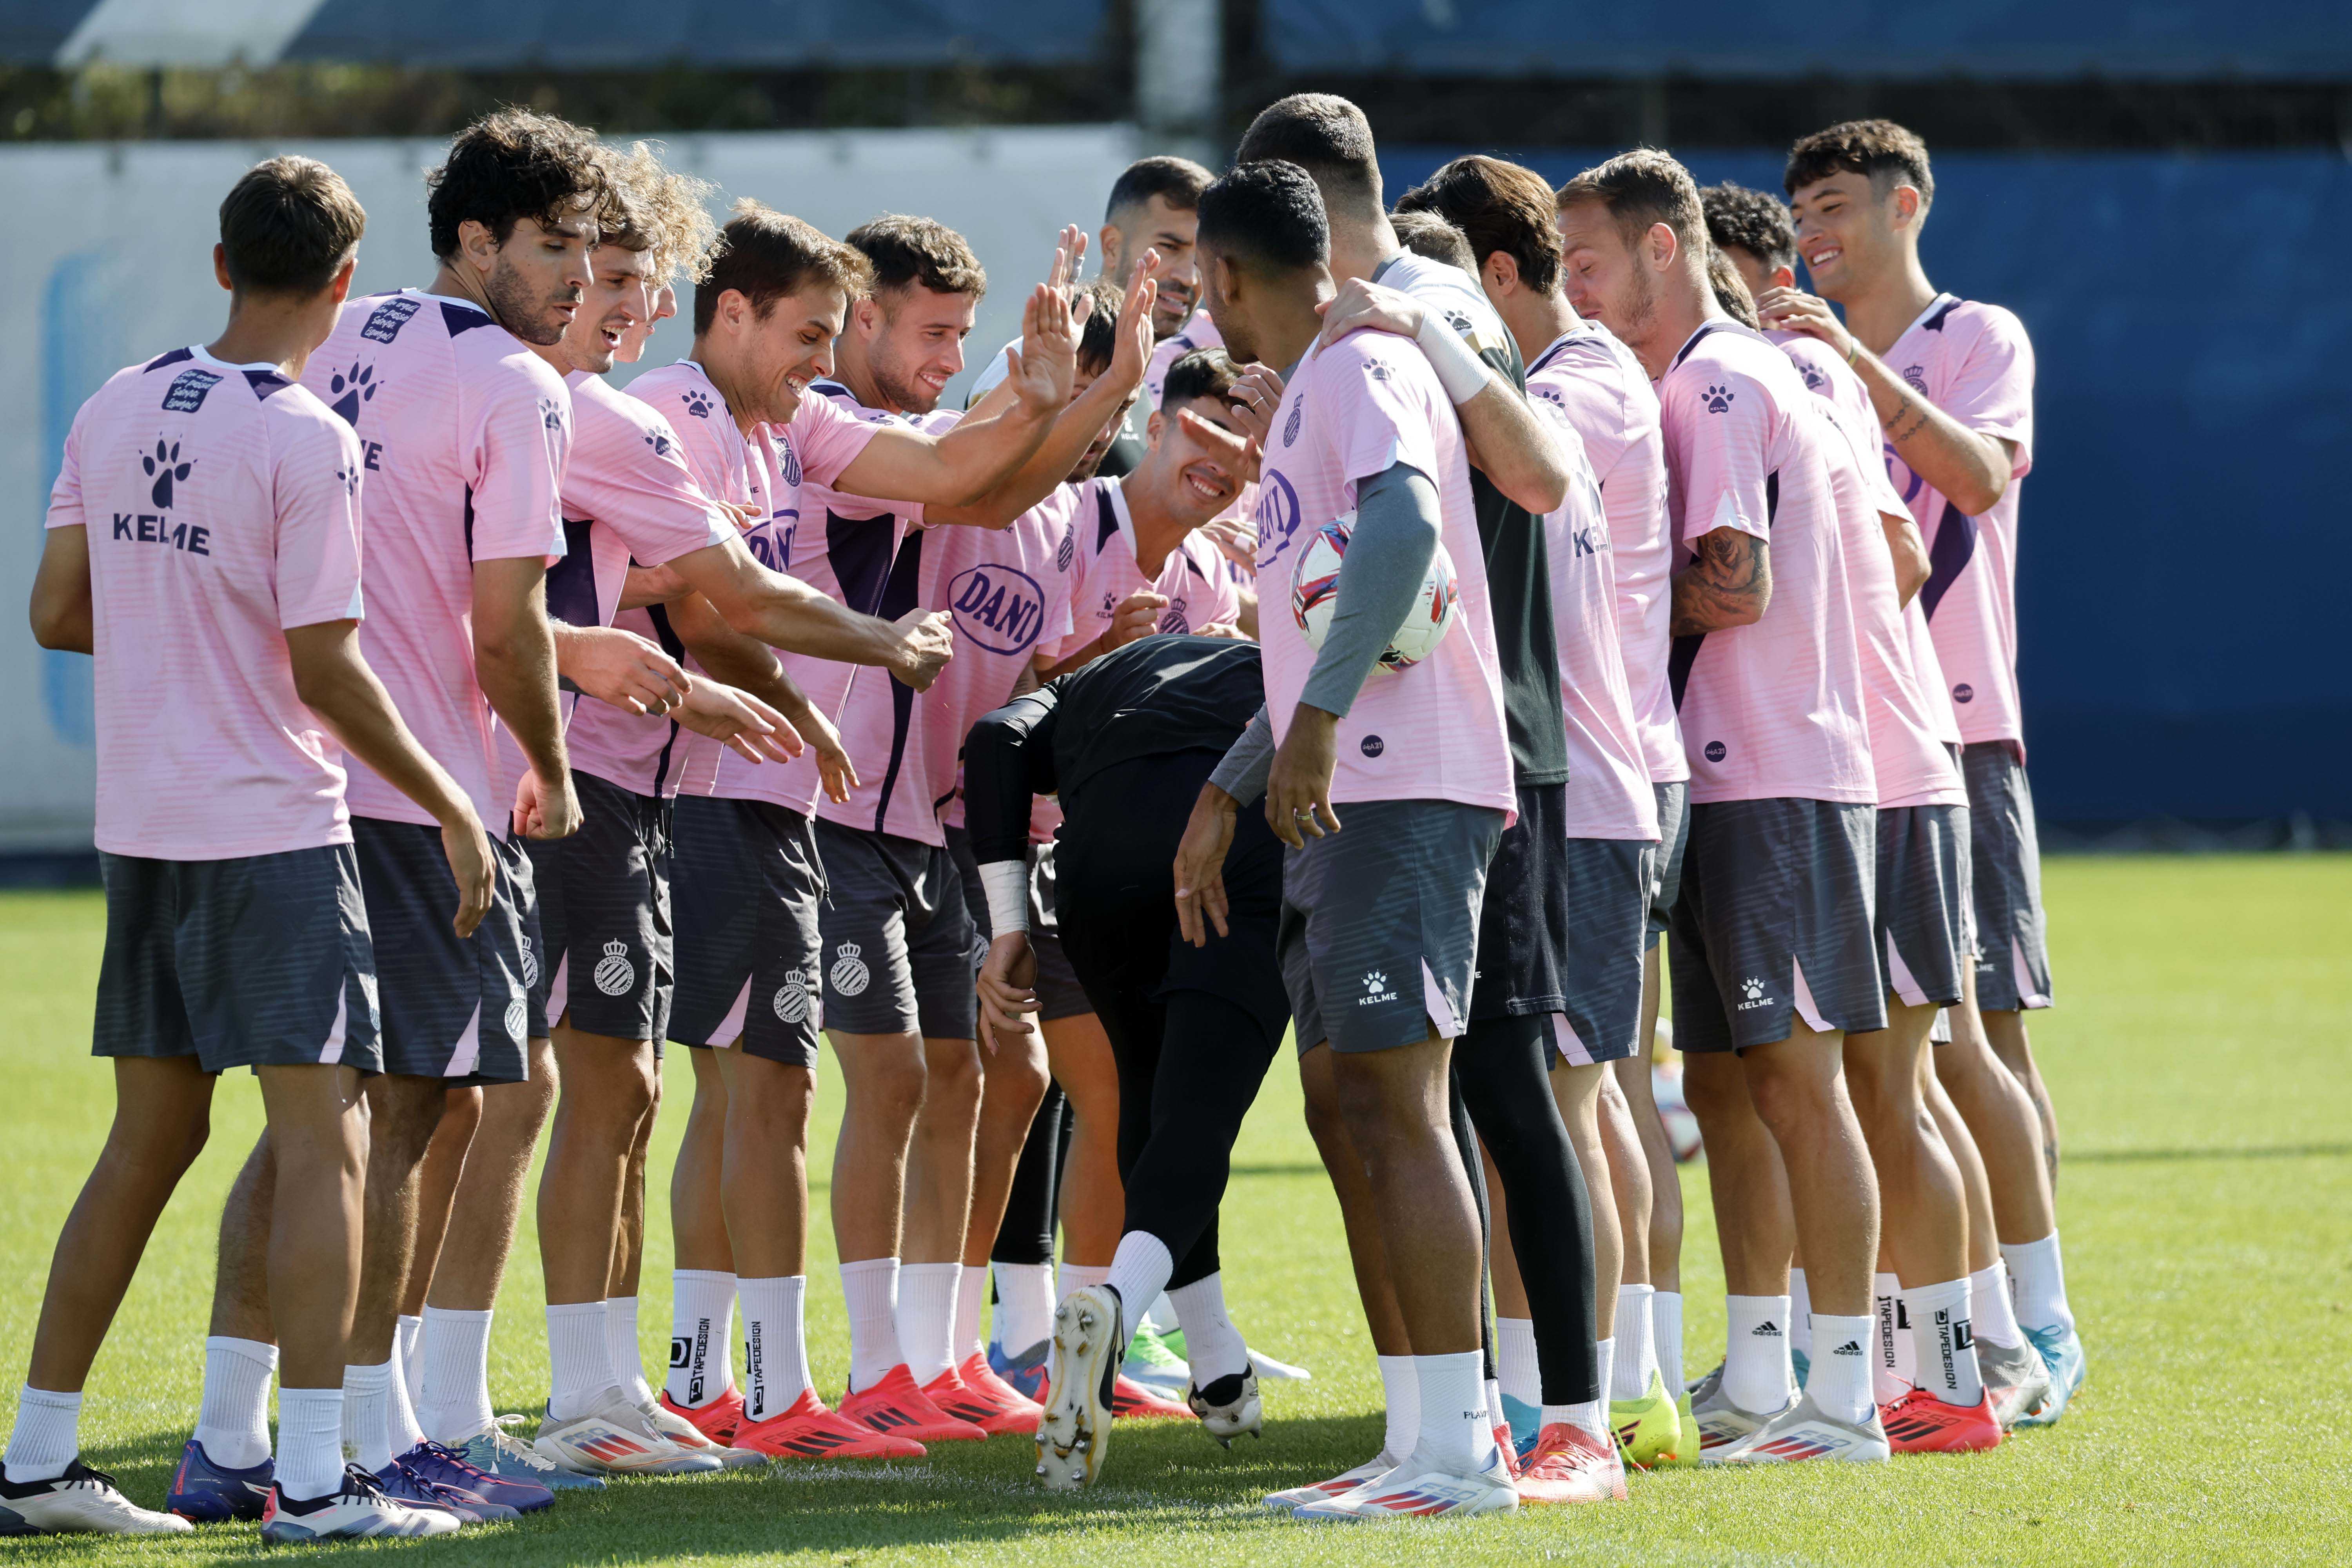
2000 1231 2077 1336
194 1336 277 1470
4 1386 80 1483
1613 1285 1659 1401
1377 1354 1418 1461
1788 1270 1812 1361
1653 1290 1685 1394
606 1297 656 1408
1904 1278 1983 1406
545 1301 614 1421
417 1307 494 1445
1415 1350 1492 1472
738 1276 810 1423
1167 1274 1248 1385
954 1265 988 1367
1494 1316 1539 1411
276 1386 344 1503
991 1262 1054 1358
341 1361 395 1475
385 1347 427 1457
1105 1234 1176 1335
897 1263 961 1387
1057 1261 1110 1301
1808 1314 1878 1425
1723 1294 1792 1413
395 1314 424 1414
1970 1261 2025 1349
666 1270 736 1408
840 1258 903 1394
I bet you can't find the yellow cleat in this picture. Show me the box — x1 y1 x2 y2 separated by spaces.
1610 1370 1687 1470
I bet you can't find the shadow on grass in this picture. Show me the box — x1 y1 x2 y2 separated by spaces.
38 1411 1393 1562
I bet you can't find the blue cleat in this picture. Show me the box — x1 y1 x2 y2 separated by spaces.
461 1423 605 1492
1501 1390 1542 1453
2013 1324 2086 1427
988 1337 1048 1404
396 1441 554 1514
166 1437 274 1523
1791 1347 1811 1390
374 1458 517 1526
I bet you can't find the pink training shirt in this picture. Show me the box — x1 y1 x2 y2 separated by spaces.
1145 308 1225 408
1527 321 1684 787
298 290 569 828
1255 329 1514 818
1879 296 2036 748
1661 321 1873 808
1054 475 1241 660
51 346 366 860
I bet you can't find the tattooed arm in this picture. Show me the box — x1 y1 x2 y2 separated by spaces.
1670 527 1772 635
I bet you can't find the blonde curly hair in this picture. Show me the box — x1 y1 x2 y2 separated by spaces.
604 140 720 286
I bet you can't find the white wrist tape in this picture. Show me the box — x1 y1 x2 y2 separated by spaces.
1414 311 1493 405
979 860 1030 936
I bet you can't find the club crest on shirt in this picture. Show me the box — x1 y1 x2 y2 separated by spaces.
830 942 870 997
949 564 1049 654
1158 599 1190 635
773 433 802 489
1055 526 1075 574
1902 363 1929 394
1282 397 1303 447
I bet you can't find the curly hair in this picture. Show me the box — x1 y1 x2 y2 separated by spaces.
425 107 613 260
605 141 720 285
1700 182 1796 274
845 214 987 304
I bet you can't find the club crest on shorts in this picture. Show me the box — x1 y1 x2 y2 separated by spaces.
773 971 813 1024
830 942 871 998
593 940 637 997
518 933 540 989
503 995 529 1044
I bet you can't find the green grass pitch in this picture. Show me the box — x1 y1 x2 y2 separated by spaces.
0 854 2344 1563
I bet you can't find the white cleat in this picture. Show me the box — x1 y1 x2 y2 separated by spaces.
1034 1285 1121 1491
534 1392 726 1476
1290 1447 1518 1521
0 1459 194 1535
1244 1345 1312 1382
261 1466 460 1541
1977 1337 2053 1430
637 1397 767 1470
1691 1371 1798 1463
1264 1452 1399 1513
1716 1390 1891 1465
1187 1367 1263 1447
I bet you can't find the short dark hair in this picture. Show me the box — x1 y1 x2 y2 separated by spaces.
1076 276 1124 376
1706 248 1760 329
1389 211 1476 273
1162 347 1241 408
1105 155 1212 224
1197 161 1329 278
1234 93 1383 220
426 107 612 260
218 156 366 294
1394 155 1559 294
845 214 987 304
1556 149 1706 256
1700 182 1796 274
1784 119 1935 209
695 201 874 336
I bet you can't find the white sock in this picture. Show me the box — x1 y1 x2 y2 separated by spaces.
738 1276 811 1423
1542 1394 1609 1443
1484 1377 1506 1439
417 1307 494 1445
1142 1290 1177 1333
1653 1290 1685 1393
954 1265 988 1366
1873 1274 1904 1403
1613 1285 1658 1401
2000 1231 2077 1335
1103 1233 1174 1331
193 1336 277 1470
545 1301 614 1420
1587 1336 1617 1423
991 1262 1054 1357
897 1263 961 1387
384 1345 426 1458
341 1361 394 1474
1723 1294 1792 1413
1414 1350 1491 1472
605 1297 655 1408
1970 1261 2025 1349
1057 1261 1110 1301
1167 1274 1249 1385
1788 1270 1813 1359
1808 1313 1878 1425
4 1386 80 1483
1494 1316 1539 1410
1377 1354 1418 1461
666 1270 736 1408
1905 1278 1983 1406
840 1258 903 1393
275 1386 344 1502
395 1314 424 1414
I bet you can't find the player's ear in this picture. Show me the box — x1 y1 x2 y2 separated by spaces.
1097 223 1123 276
1483 250 1518 297
1145 408 1166 449
1648 222 1677 272
1771 264 1796 291
459 218 499 276
213 243 233 293
1892 185 1923 230
330 255 358 305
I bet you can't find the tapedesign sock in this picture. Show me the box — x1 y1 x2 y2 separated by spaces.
1613 1285 1659 1401
606 1297 655 1408
544 1301 613 1420
275 1387 344 1502
1808 1314 1878 1425
666 1270 736 1408
1788 1270 1813 1360
1970 1261 2025 1350
1904 1278 1983 1406
341 1361 394 1475
954 1265 988 1366
1723 1294 1793 1413
840 1258 903 1394
2000 1232 2077 1335
1495 1316 1539 1410
1377 1354 1418 1461
1166 1274 1249 1385
991 1263 1054 1358
418 1307 495 1445
385 1347 426 1457
3 1386 80 1483
193 1337 277 1470
395 1315 424 1414
1103 1234 1174 1332
1873 1273 1909 1405
1653 1290 1685 1394
738 1276 811 1423
1414 1350 1491 1472
1057 1261 1110 1301
897 1264 961 1387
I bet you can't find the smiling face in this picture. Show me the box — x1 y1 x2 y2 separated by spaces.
1141 393 1242 523
855 283 975 414
1787 171 1911 302
618 282 676 365
1555 199 1660 349
563 244 656 376
718 281 850 425
474 211 596 347
1107 193 1201 339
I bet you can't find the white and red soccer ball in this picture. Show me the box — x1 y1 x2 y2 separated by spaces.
1290 512 1459 671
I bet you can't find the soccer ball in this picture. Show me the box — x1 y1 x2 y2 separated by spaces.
1289 512 1459 671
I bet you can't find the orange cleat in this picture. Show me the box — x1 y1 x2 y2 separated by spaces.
658 1388 746 1447
733 1388 925 1460
1879 1388 2004 1455
922 1362 1042 1437
840 1365 988 1443
1111 1374 1194 1420
1515 1423 1629 1504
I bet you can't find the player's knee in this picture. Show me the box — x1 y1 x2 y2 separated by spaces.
860 1048 928 1128
1741 1056 1838 1139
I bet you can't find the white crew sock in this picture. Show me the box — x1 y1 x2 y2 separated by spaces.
1653 1290 1685 1393
840 1258 903 1393
384 1346 426 1458
395 1314 424 1414
341 1361 395 1474
2000 1232 2077 1335
275 1386 345 1502
1484 1377 1506 1441
418 1307 494 1445
954 1265 988 1366
1415 1351 1492 1472
545 1301 614 1420
1808 1313 1878 1425
738 1276 811 1423
193 1336 277 1470
1057 1261 1110 1301
1970 1261 2025 1349
1495 1316 1539 1410
606 1297 655 1408
1104 1233 1175 1335
897 1263 961 1387
1788 1270 1813 1360
1873 1272 1913 1404
1723 1294 1793 1413
1142 1291 1178 1333
4 1386 80 1483
666 1270 736 1408
1905 1278 1983 1406
1613 1285 1659 1401
991 1262 1055 1357
1377 1354 1418 1461
1554 1334 1612 1438
1167 1274 1249 1385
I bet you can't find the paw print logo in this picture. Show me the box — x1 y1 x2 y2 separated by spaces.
327 363 376 426
1366 361 1392 383
1800 363 1827 393
142 438 194 508
1741 976 1766 1003
1702 384 1735 414
681 390 714 419
334 465 360 498
1363 970 1387 994
644 429 674 457
538 396 565 432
